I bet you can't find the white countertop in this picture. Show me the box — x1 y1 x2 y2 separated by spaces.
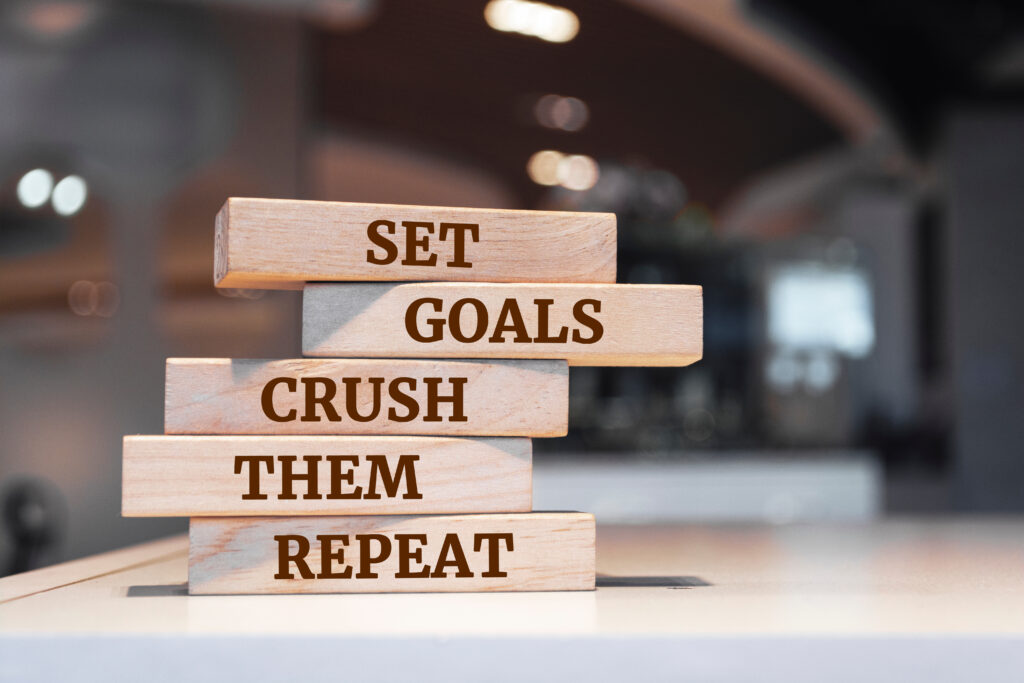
2 519 1023 681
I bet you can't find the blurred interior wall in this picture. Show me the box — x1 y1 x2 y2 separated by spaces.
840 186 918 428
947 109 1024 511
0 8 304 568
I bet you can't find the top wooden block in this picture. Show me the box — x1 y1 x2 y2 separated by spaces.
214 198 617 289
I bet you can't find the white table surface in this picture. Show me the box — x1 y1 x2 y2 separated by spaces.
2 519 1023 682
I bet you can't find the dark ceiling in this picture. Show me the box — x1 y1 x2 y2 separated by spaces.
754 0 1024 151
313 0 842 209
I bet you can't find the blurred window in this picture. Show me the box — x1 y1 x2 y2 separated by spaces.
768 263 874 358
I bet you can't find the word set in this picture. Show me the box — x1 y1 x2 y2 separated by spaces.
122 197 703 594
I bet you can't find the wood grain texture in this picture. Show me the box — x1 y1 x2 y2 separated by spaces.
164 358 567 436
123 435 531 517
188 512 595 594
214 197 616 288
303 283 703 366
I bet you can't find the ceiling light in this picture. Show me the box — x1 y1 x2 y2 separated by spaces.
16 1 100 40
527 150 563 186
16 169 54 209
535 94 589 132
68 280 97 316
528 151 600 191
556 154 599 191
51 175 88 216
485 0 579 43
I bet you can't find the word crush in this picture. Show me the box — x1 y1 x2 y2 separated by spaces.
163 358 568 436
260 376 466 423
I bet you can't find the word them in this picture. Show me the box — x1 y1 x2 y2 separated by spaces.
234 454 422 501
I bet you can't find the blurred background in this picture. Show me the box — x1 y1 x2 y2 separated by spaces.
2 0 1024 574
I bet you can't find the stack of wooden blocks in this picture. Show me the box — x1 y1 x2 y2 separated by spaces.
122 198 702 594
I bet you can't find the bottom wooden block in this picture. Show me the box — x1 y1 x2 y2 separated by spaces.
188 513 595 594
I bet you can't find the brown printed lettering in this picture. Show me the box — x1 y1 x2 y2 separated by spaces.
234 455 274 500
365 220 398 265
365 219 478 269
403 297 604 345
274 534 314 579
272 531 519 582
260 376 468 424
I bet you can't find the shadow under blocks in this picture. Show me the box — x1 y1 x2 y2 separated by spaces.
127 577 712 595
595 576 711 589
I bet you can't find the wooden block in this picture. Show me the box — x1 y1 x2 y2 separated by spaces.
214 197 616 289
164 358 567 437
122 435 531 517
188 512 595 594
303 283 702 367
